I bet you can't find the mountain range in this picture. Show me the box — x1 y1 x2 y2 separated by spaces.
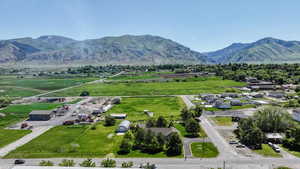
1 35 300 65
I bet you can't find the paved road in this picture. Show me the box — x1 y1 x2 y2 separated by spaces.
1 157 300 169
0 126 52 157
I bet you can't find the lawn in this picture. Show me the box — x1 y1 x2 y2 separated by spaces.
191 142 219 158
46 77 245 96
174 123 207 138
0 76 97 97
210 116 233 126
107 97 185 122
0 129 31 148
6 123 182 158
0 103 62 128
254 144 282 157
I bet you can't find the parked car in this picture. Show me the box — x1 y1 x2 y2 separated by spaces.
21 123 28 129
236 143 245 148
229 140 238 144
14 159 25 164
63 120 74 125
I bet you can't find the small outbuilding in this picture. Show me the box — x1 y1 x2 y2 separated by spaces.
230 100 243 106
29 110 53 121
110 113 127 119
117 120 131 133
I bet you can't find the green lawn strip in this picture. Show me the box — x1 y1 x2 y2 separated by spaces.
0 103 62 128
253 144 282 157
0 129 32 148
281 146 300 158
107 96 185 122
191 142 219 158
210 116 233 126
46 78 245 96
174 123 207 138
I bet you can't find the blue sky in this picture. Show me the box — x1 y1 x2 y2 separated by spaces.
0 0 300 52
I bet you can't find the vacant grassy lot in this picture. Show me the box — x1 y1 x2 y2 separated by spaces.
107 97 185 121
47 78 245 96
174 123 207 138
0 103 62 128
0 76 97 97
6 123 182 158
0 129 31 148
191 142 219 158
254 144 282 157
210 116 233 126
281 146 300 158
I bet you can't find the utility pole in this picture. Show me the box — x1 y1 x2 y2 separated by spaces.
223 160 226 169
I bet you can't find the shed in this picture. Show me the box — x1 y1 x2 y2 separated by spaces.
29 110 53 121
111 113 127 119
117 120 131 133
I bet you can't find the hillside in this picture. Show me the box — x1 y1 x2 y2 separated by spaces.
0 35 207 65
206 37 300 63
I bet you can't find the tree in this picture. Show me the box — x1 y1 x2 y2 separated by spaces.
118 138 132 154
185 118 200 137
146 118 156 128
0 96 11 108
39 160 54 166
101 158 116 168
254 107 292 133
143 130 160 153
166 132 182 156
193 105 203 118
104 115 116 126
156 116 168 127
121 161 134 168
80 91 90 96
134 128 145 149
59 159 76 167
180 108 192 122
80 159 96 167
238 118 264 149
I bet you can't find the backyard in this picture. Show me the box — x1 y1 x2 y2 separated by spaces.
107 96 185 121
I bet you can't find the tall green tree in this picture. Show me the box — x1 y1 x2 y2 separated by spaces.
185 118 200 137
166 132 182 156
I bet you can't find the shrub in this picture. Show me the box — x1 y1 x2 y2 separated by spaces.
59 159 76 167
80 159 96 167
121 161 134 168
39 160 54 166
80 91 90 96
104 115 116 126
101 158 116 168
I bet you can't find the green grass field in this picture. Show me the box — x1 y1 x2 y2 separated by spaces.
107 97 185 121
174 123 207 138
46 77 245 97
254 144 282 157
281 146 300 158
0 103 62 128
6 123 182 158
0 129 32 149
191 142 219 158
0 76 97 97
210 116 233 126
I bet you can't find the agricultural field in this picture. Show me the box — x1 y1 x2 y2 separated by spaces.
107 72 172 81
6 123 181 158
107 97 185 121
0 76 97 97
0 103 62 128
47 77 245 97
191 142 219 158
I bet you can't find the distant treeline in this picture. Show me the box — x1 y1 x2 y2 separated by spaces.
3 63 300 84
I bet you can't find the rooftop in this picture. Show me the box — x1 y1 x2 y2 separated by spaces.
29 110 53 115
